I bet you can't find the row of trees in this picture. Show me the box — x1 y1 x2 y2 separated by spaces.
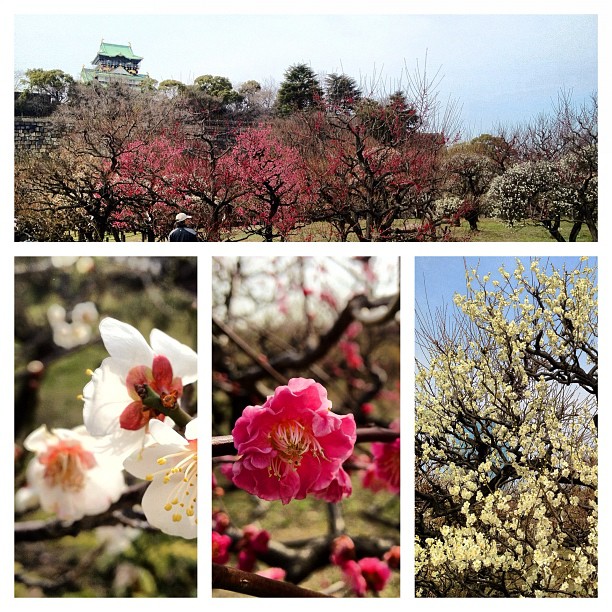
15 64 597 242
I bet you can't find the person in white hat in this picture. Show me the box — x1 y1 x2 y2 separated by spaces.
168 212 199 242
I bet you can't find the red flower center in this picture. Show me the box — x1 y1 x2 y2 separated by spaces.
39 440 96 491
120 355 183 430
267 420 326 478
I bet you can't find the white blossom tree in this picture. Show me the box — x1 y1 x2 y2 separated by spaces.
415 257 597 597
487 91 597 242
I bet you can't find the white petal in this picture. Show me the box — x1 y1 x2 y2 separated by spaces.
99 317 154 370
184 418 198 441
92 428 148 467
77 465 126 515
123 443 181 479
142 480 197 539
15 486 40 512
148 419 188 446
25 440 126 521
83 358 132 436
150 329 198 385
23 424 54 453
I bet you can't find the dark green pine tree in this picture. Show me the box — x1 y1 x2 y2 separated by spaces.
324 73 362 110
275 63 323 114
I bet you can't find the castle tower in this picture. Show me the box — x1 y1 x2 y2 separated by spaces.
81 40 151 87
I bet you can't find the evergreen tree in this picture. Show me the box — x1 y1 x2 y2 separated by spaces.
324 73 362 109
275 63 323 114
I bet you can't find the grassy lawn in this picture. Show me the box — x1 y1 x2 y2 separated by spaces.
102 217 595 242
449 218 594 242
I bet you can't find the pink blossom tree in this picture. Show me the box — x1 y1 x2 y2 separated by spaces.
230 125 311 241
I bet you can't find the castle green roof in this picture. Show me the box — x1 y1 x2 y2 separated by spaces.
94 42 143 63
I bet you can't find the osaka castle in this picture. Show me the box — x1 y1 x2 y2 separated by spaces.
81 40 151 87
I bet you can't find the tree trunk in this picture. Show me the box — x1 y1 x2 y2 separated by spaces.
464 210 479 231
569 221 583 242
586 219 598 242
543 216 565 242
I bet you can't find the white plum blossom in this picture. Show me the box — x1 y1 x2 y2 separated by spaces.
47 301 99 349
124 418 198 539
485 160 573 225
22 424 126 522
71 301 99 326
83 317 197 463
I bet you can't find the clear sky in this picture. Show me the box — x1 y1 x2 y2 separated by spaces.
414 255 597 366
10 2 598 138
415 256 595 313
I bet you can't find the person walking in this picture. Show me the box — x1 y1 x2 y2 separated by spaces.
168 212 199 242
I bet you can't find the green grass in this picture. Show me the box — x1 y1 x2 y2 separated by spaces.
40 344 108 429
449 218 594 242
83 216 595 242
218 217 596 242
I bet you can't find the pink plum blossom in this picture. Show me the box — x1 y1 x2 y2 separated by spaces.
383 545 401 570
342 560 368 597
358 557 392 594
314 466 352 503
339 340 364 370
236 524 270 571
342 557 392 597
360 402 374 416
231 378 356 504
330 534 356 567
212 530 232 564
23 424 125 522
371 437 400 494
83 317 197 462
360 454 389 493
256 567 286 581
213 510 230 534
123 418 198 539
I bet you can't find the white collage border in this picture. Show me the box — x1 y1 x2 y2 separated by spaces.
2 1 609 609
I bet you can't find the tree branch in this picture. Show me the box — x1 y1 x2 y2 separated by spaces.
15 483 150 541
212 563 331 597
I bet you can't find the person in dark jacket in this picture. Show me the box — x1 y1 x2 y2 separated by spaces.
168 212 199 242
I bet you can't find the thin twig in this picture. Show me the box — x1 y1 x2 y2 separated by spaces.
213 316 287 385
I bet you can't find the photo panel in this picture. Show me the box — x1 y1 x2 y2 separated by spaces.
211 255 400 597
414 255 597 597
12 13 597 245
14 256 197 598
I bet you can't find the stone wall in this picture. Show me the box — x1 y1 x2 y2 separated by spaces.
14 117 60 156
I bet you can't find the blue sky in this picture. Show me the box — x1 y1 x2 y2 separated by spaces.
415 256 596 318
11 5 598 137
414 256 598 367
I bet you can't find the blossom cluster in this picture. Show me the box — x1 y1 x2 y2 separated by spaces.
329 534 395 597
47 301 99 349
485 159 576 225
18 318 198 540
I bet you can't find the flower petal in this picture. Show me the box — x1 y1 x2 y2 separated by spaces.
150 328 198 385
99 317 155 370
148 419 189 446
83 358 133 436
